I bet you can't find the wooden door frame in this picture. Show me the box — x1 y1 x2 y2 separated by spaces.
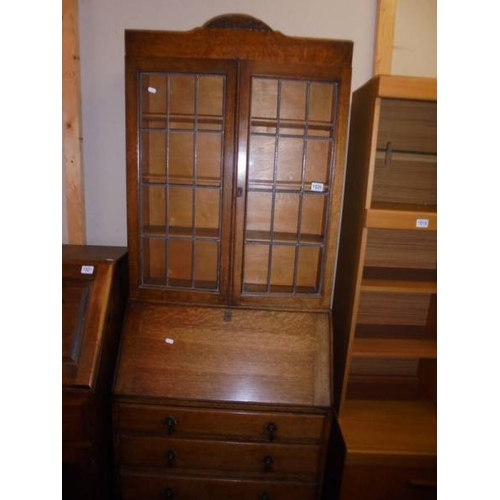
373 0 397 75
63 0 86 243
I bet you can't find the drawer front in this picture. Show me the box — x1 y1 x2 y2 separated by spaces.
117 403 325 443
120 472 317 500
63 394 90 443
120 435 320 478
377 99 436 154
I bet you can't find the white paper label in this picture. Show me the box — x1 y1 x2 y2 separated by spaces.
147 86 157 94
311 182 324 192
416 219 429 229
81 265 94 275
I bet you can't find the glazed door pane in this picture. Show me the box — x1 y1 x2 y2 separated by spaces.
241 74 338 297
131 61 236 302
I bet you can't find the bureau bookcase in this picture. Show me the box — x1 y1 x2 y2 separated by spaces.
62 245 128 499
113 15 352 499
332 75 437 499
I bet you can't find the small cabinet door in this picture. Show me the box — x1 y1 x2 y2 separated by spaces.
126 57 237 305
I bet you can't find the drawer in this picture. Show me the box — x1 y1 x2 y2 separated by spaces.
63 393 90 443
117 403 325 443
120 472 317 499
120 435 320 478
377 99 436 154
340 464 437 500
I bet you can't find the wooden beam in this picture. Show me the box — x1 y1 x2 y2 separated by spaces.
373 0 397 75
63 0 86 243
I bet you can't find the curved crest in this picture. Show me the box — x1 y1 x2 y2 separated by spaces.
203 14 272 32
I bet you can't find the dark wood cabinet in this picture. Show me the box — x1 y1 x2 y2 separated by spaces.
113 14 352 499
62 245 128 499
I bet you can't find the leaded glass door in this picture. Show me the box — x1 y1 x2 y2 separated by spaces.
126 59 236 305
233 62 347 309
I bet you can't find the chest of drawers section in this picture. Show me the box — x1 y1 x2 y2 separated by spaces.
115 404 328 499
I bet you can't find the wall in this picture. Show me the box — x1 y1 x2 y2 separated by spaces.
392 0 436 77
74 0 377 246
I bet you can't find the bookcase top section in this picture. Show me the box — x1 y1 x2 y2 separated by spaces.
125 18 353 66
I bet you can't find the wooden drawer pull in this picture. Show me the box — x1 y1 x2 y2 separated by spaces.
165 416 177 435
265 422 277 442
164 487 174 499
263 455 274 473
166 450 176 468
408 479 437 489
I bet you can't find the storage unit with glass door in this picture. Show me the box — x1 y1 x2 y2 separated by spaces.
114 15 352 499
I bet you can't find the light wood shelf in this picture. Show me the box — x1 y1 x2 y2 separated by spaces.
245 230 324 245
365 207 437 231
142 112 224 128
339 399 437 459
250 118 334 136
360 278 437 294
351 338 437 359
247 179 330 194
142 226 220 239
142 174 221 187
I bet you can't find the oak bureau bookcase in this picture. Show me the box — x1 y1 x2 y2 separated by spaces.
112 15 352 499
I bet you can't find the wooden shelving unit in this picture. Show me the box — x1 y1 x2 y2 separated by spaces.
332 75 437 499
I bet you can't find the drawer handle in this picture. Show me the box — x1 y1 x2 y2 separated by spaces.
265 422 277 442
166 450 176 468
260 493 270 500
165 416 177 435
263 455 274 473
408 479 437 489
384 141 393 167
164 487 175 499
